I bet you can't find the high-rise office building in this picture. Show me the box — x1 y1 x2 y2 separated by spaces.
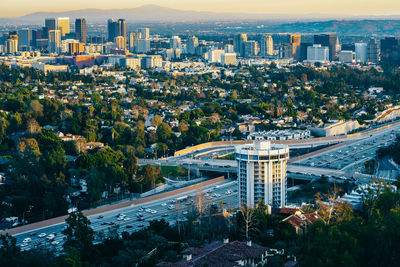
128 32 139 52
115 36 127 50
299 42 312 62
75 18 87 44
45 18 58 30
138 28 150 39
234 33 247 57
118 19 127 39
368 38 380 64
187 35 198 55
355 43 368 63
314 34 337 61
48 29 61 53
32 29 43 47
4 35 18 54
338 50 356 63
236 140 289 208
170 36 181 49
380 37 399 65
307 44 329 62
108 19 127 42
136 39 150 53
260 35 273 57
18 29 32 50
108 19 118 42
58 17 70 37
221 53 237 66
290 34 301 60
243 40 258 58
279 44 293 59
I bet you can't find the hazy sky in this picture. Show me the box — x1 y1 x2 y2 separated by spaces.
1 0 400 17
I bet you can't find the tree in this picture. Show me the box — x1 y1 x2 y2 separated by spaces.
240 205 256 240
26 118 41 135
63 212 94 259
152 115 163 127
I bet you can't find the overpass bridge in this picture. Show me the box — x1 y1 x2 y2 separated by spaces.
139 158 389 183
172 121 400 159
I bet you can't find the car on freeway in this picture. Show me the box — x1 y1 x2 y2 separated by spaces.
97 215 104 219
162 214 168 217
145 208 152 213
46 234 55 241
138 208 144 212
20 243 28 247
137 218 145 221
138 224 144 228
51 241 60 246
30 233 36 236
182 211 188 215
101 222 108 225
38 233 46 238
23 238 32 243
125 225 133 229
151 210 157 214
161 203 167 207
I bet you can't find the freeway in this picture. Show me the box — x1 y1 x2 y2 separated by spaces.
9 180 239 252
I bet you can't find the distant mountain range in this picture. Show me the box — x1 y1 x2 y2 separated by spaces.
2 5 400 24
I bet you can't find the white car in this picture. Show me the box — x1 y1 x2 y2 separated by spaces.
168 205 175 210
46 234 55 241
151 210 157 214
161 203 167 207
182 211 188 215
38 233 46 238
124 217 131 221
51 241 60 246
20 243 28 247
23 238 32 243
145 208 152 213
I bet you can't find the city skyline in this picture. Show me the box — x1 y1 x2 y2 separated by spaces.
1 1 400 18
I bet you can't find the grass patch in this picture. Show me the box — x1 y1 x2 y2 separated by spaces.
217 153 234 160
160 166 187 177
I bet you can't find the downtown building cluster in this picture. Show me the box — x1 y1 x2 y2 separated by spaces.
1 17 399 71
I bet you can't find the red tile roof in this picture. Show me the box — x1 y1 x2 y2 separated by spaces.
157 240 268 267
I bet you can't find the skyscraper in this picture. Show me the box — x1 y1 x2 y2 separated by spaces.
236 140 289 208
58 17 70 37
108 19 127 42
355 43 368 63
75 18 87 44
118 19 127 39
380 37 399 65
45 18 58 31
234 33 247 57
260 35 273 57
314 34 337 61
243 40 259 58
170 36 181 49
48 29 61 53
187 35 198 55
368 38 380 64
115 36 127 50
138 28 150 39
18 28 32 50
108 19 118 42
290 34 301 60
128 32 139 52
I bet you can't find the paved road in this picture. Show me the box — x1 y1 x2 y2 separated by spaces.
10 180 239 252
